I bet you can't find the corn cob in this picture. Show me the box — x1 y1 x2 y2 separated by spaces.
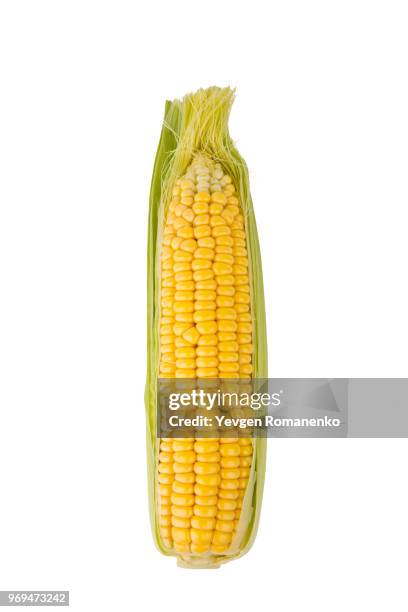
146 87 267 568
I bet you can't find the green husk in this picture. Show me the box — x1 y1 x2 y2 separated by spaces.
145 87 267 568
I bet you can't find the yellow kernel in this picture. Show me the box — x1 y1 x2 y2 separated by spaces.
195 290 216 302
192 259 212 271
194 484 218 497
172 441 194 452
233 265 247 275
196 367 218 378
158 483 173 496
171 516 191 528
197 237 215 249
194 441 219 454
210 215 226 228
217 510 235 521
195 474 221 487
193 202 209 215
195 495 218 506
235 292 250 304
174 270 193 282
220 456 240 468
194 225 211 239
171 527 191 543
171 505 193 518
174 472 195 484
174 338 190 347
211 191 227 204
180 239 197 253
191 543 210 553
240 445 253 456
216 308 237 321
240 344 253 355
194 504 218 518
191 516 216 530
171 493 194 506
173 218 189 232
212 225 231 237
219 362 239 373
221 468 241 479
195 302 216 314
234 247 247 257
191 529 212 544
182 208 194 223
235 304 250 314
173 301 194 314
173 462 195 474
196 346 217 357
160 504 172 517
195 191 211 202
180 179 194 190
193 270 214 284
220 480 239 491
196 321 217 335
173 450 196 464
196 357 218 369
217 353 237 364
194 214 210 227
220 443 240 457
172 481 194 496
212 530 232 545
174 312 194 323
237 322 252 333
221 211 234 225
218 488 239 500
209 203 224 215
176 281 195 292
217 285 235 297
240 456 252 467
218 320 237 333
216 274 234 286
213 262 233 275
158 451 173 463
158 463 174 475
174 291 194 302
173 262 191 274
218 341 238 352
216 235 234 246
194 311 215 324
177 225 194 239
194 462 220 475
197 334 218 346
182 327 200 345
160 527 172 540
174 250 193 263
218 498 237 511
194 247 214 260
196 451 220 464
215 253 234 265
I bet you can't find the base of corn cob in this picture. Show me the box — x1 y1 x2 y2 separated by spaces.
146 87 267 568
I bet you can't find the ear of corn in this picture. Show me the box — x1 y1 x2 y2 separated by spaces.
146 87 267 568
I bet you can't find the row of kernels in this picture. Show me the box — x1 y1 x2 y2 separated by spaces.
231 439 253 530
189 438 221 553
170 439 196 553
157 439 174 548
209 439 240 552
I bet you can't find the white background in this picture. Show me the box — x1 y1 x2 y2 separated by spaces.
0 1 407 611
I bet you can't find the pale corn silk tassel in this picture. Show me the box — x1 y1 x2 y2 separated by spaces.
146 87 267 568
